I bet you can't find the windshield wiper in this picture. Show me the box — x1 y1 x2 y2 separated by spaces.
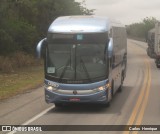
58 57 92 83
80 58 92 83
58 58 70 82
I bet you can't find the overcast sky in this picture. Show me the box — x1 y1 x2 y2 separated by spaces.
75 0 160 25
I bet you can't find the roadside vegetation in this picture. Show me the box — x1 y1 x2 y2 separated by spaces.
2 0 158 100
0 0 94 100
0 66 44 100
126 17 158 41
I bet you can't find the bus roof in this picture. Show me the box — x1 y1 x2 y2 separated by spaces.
48 16 124 33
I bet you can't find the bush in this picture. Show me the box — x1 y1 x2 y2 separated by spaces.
0 29 15 55
0 56 13 73
0 52 42 73
127 17 158 40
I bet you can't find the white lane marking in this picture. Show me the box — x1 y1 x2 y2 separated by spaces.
7 105 54 134
22 105 54 125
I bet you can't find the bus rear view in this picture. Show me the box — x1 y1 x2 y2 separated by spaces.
37 16 127 107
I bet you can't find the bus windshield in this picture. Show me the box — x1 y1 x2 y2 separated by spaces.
46 33 108 84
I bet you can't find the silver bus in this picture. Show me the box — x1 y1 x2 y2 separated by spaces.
37 16 127 107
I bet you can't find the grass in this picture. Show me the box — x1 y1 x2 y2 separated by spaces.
0 66 44 100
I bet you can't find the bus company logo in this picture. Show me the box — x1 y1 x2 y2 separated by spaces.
48 81 59 88
2 126 11 131
73 90 77 95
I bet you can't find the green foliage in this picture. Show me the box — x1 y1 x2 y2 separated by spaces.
2 19 38 54
0 52 42 73
0 0 94 56
0 29 14 55
127 17 158 40
0 66 44 100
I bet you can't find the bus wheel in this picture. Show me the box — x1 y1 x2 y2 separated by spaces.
102 102 110 108
118 73 123 92
156 61 160 68
55 103 63 108
156 64 160 68
103 81 114 108
111 80 114 97
118 85 122 92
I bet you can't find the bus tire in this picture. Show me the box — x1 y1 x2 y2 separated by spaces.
156 64 160 68
102 81 114 108
111 80 114 97
118 72 123 92
55 103 63 108
102 102 110 108
118 85 122 92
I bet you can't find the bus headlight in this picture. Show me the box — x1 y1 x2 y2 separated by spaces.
106 83 110 89
98 86 105 91
93 86 106 92
93 84 110 92
47 86 53 91
45 85 57 91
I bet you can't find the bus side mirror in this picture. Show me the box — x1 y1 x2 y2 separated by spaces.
36 38 47 59
108 38 113 58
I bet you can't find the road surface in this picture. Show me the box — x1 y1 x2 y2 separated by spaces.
0 39 160 134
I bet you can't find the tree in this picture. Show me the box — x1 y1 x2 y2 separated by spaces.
127 17 158 39
143 17 158 38
0 0 94 56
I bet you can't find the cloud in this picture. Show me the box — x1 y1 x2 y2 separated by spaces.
75 0 160 24
127 0 160 10
84 0 122 6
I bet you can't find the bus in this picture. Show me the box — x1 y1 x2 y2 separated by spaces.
36 16 127 107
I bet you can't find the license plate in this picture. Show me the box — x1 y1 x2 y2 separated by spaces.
69 98 80 102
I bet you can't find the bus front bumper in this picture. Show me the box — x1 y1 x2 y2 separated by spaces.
45 89 108 104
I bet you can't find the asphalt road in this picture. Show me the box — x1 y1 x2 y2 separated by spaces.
0 39 160 134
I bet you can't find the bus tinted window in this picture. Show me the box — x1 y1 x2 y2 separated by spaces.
47 33 108 44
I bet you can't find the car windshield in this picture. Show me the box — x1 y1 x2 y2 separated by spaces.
46 33 108 84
